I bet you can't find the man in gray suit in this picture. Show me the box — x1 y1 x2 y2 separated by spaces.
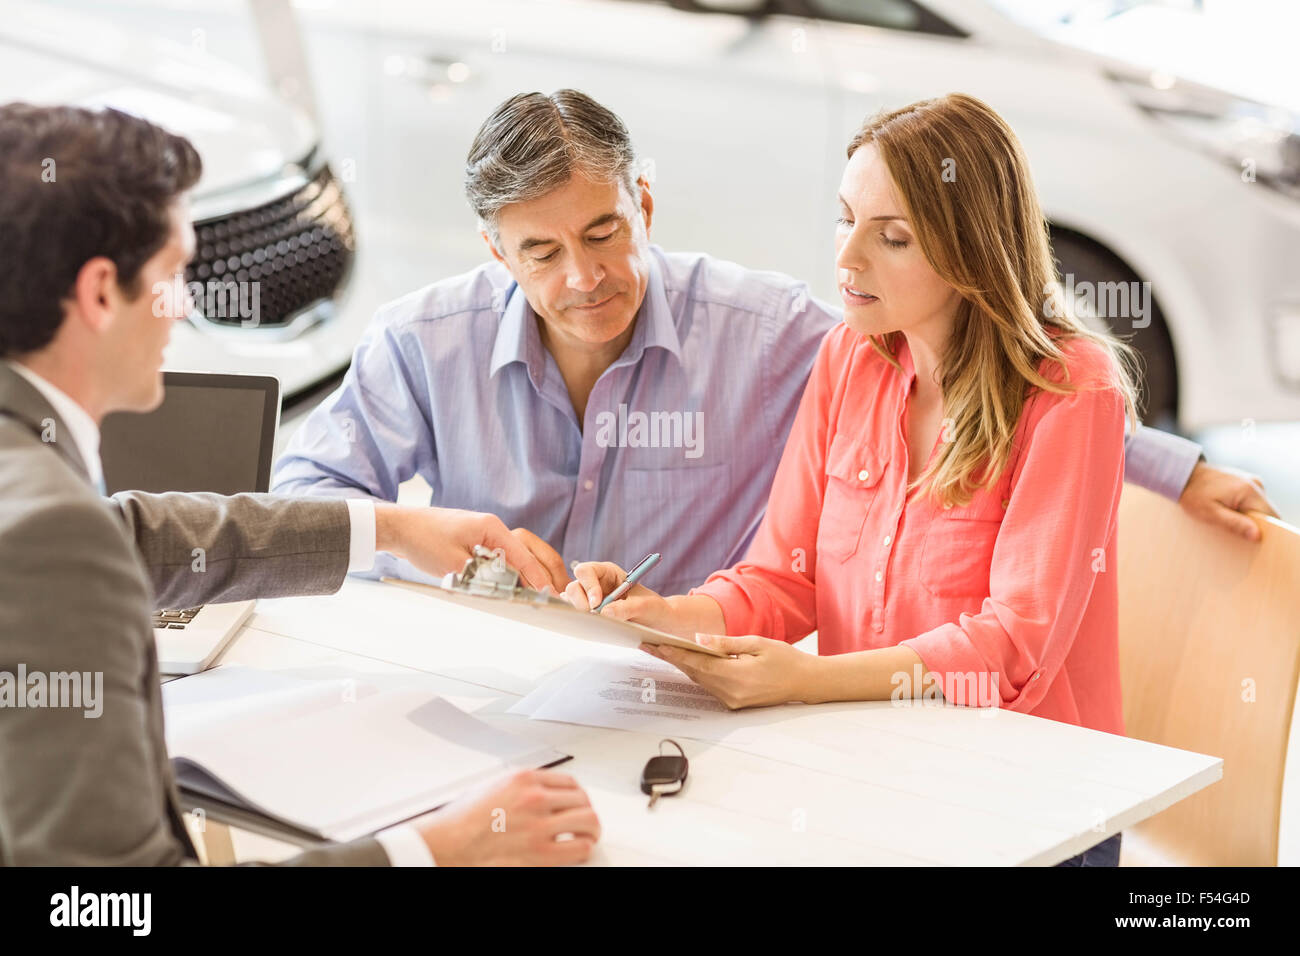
0 104 600 866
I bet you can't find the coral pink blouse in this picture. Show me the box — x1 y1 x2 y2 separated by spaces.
693 324 1127 734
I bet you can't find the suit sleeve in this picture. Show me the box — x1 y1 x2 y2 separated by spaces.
0 499 193 865
0 496 395 866
107 491 351 610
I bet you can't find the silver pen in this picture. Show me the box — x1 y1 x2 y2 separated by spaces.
593 552 661 613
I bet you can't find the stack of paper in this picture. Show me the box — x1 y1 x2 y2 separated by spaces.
163 666 567 842
509 653 743 738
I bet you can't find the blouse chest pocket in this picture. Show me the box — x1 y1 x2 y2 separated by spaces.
818 434 888 562
919 491 1009 598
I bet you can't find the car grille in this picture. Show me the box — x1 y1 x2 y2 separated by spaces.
187 164 355 328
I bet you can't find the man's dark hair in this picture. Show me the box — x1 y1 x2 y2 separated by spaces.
0 103 202 357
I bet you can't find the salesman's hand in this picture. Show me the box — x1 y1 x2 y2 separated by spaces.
374 504 566 591
1179 462 1279 542
412 769 600 866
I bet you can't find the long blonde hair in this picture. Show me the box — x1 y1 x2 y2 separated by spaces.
846 93 1139 507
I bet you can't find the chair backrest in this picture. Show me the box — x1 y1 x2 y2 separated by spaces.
1117 484 1300 865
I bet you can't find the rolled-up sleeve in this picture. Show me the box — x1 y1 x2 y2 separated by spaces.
273 315 442 583
1123 425 1202 501
273 317 434 506
900 379 1126 713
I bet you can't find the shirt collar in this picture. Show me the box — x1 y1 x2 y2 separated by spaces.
4 360 103 490
617 253 682 367
489 281 547 387
488 251 683 385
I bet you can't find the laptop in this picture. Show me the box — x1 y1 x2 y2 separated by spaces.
101 371 280 675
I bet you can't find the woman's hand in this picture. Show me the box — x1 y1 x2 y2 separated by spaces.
565 562 728 639
563 561 687 636
641 634 823 709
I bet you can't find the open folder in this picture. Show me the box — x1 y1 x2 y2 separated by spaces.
162 667 569 843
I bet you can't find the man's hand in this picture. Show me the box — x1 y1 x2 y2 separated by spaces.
508 525 570 591
1179 462 1279 541
412 769 600 866
374 504 567 591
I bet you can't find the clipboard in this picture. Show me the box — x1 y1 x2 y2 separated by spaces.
381 546 727 658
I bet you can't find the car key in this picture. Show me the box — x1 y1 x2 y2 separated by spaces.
641 739 688 809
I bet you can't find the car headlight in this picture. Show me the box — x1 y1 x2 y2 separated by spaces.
1110 69 1300 200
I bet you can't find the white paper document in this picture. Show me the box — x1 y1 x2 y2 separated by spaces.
507 655 1038 792
164 666 567 842
509 653 757 740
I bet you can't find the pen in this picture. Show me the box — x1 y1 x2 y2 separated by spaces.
593 552 660 613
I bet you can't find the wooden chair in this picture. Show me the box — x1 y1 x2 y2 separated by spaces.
1116 484 1300 866
184 812 237 866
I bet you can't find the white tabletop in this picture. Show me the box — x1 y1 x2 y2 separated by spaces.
204 578 1222 866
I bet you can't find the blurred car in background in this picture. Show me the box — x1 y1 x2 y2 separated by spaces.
0 0 367 411
11 0 1300 431
294 0 1300 428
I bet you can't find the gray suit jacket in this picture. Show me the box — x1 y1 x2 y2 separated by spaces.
0 361 390 866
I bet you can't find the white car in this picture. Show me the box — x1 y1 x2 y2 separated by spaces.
0 1 370 410
12 0 1300 429
285 0 1299 428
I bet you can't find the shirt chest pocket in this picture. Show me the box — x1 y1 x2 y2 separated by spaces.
919 493 1008 598
818 435 887 562
619 463 732 593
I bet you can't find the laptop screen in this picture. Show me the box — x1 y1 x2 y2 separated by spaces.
100 372 280 496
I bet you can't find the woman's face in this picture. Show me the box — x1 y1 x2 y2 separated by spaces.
834 143 960 342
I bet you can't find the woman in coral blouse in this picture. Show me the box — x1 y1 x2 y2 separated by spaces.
568 92 1138 748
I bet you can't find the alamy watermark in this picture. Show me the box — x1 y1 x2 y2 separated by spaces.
593 404 704 460
891 663 1000 716
153 276 262 327
1046 274 1151 329
50 886 150 936
0 665 103 718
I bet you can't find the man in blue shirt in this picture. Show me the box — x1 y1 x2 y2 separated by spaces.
273 89 1277 592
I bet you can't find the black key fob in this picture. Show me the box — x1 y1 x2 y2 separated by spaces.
640 755 688 796
640 739 688 805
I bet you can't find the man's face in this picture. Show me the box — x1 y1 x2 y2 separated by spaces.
488 171 653 351
103 200 194 413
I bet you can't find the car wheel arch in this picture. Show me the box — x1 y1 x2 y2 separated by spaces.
1045 221 1182 428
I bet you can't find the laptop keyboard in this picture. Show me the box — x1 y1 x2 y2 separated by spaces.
152 607 203 630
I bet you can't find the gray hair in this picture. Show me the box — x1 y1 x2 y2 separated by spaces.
465 89 639 248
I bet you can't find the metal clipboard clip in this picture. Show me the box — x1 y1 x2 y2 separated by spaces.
441 545 568 607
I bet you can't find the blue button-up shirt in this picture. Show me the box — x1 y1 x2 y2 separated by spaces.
272 246 837 596
273 243 1200 596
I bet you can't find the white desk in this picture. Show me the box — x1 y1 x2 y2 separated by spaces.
200 579 1221 866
